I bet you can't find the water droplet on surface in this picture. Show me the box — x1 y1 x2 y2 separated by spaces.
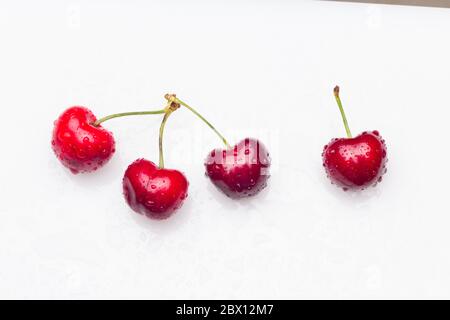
77 150 86 159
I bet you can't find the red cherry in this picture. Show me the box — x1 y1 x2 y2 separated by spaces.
323 86 388 190
322 131 387 190
51 106 116 174
122 159 189 220
205 138 271 198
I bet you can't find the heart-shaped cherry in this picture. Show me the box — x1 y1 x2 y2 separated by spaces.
164 95 272 199
205 138 271 198
123 159 189 219
52 105 167 174
122 99 188 219
323 131 387 190
322 86 387 190
52 106 116 174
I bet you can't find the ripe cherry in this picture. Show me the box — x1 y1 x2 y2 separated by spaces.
52 106 167 174
51 106 115 174
205 138 271 198
122 98 188 219
322 86 387 190
123 159 188 220
164 95 271 199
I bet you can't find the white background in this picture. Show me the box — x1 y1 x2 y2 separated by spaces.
0 0 450 299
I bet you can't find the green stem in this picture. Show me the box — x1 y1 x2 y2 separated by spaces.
333 86 352 138
94 109 166 126
168 96 231 149
158 111 173 169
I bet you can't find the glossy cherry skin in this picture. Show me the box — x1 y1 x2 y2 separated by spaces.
122 159 189 220
322 131 387 190
51 106 115 174
205 138 271 198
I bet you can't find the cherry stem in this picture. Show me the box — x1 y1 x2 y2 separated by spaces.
158 110 173 169
93 109 166 127
334 86 352 138
165 94 231 149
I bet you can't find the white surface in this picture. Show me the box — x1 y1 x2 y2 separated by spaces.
0 0 450 299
